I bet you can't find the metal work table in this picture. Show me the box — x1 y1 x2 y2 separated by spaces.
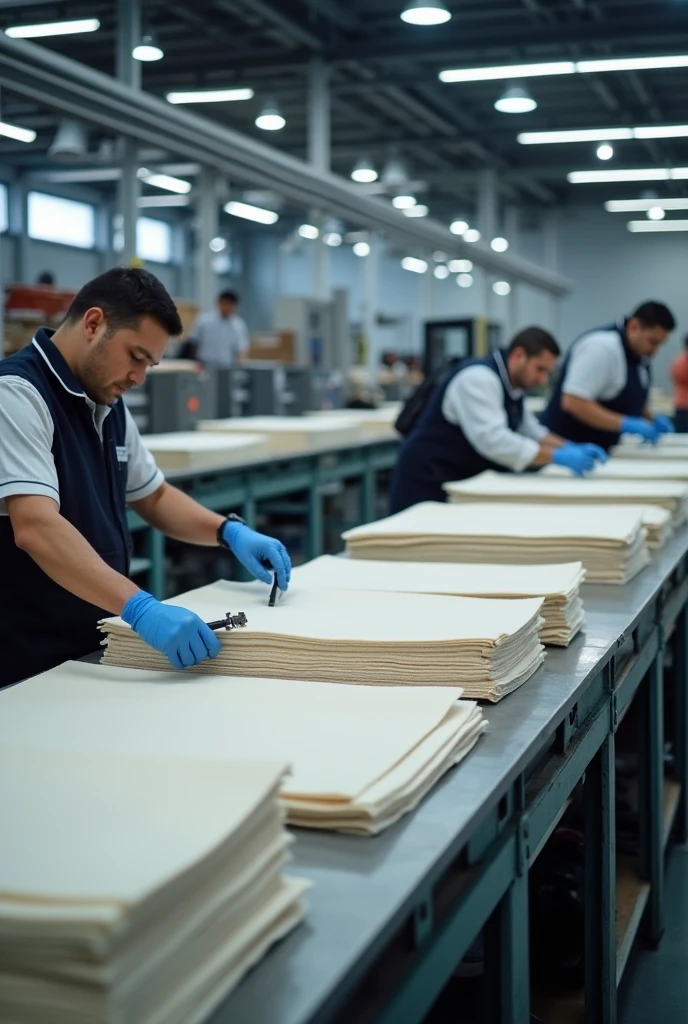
212 530 688 1024
126 435 399 596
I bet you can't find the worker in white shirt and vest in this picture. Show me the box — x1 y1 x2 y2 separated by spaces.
0 268 290 689
390 327 607 514
186 290 250 368
541 301 677 450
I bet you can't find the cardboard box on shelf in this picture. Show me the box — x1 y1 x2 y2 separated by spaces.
249 331 296 364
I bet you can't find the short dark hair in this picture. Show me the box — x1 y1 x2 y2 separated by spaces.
631 301 676 332
64 267 183 337
219 290 239 304
508 326 560 358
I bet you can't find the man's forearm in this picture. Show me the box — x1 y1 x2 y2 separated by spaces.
530 444 559 467
130 482 224 546
561 394 623 432
542 431 565 448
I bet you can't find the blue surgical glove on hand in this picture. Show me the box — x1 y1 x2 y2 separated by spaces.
654 414 675 435
621 416 659 444
222 522 291 591
121 591 221 670
562 441 608 464
552 444 597 477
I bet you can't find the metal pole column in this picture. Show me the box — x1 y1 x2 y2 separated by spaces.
364 233 380 387
308 59 331 305
196 167 219 313
500 870 530 1024
673 606 688 842
116 0 141 263
638 656 665 946
479 169 498 319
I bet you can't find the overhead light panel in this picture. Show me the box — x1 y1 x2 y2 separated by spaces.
628 219 688 232
255 104 285 131
495 84 537 114
450 219 468 235
464 228 481 242
491 236 509 252
434 265 450 279
353 241 370 257
441 54 688 85
298 223 319 239
449 259 473 273
457 273 474 288
401 257 428 274
493 280 512 296
596 143 614 161
224 200 279 225
6 18 100 38
133 34 163 61
605 198 688 212
138 195 190 208
519 127 634 144
351 158 378 184
403 204 429 217
569 168 688 183
392 194 417 209
0 119 36 144
137 168 191 194
166 87 254 104
400 0 451 25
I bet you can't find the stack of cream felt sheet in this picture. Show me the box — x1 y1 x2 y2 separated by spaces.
0 741 307 1024
444 471 677 545
142 431 268 470
550 458 688 482
196 415 362 452
343 502 650 584
0 661 486 835
614 434 688 453
536 466 688 525
99 580 545 701
306 406 400 438
293 555 585 646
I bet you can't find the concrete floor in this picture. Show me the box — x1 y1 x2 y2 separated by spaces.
620 845 688 1024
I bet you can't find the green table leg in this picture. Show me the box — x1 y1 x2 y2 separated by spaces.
308 483 324 560
639 656 665 946
673 607 688 843
584 732 617 1024
501 870 530 1024
360 459 375 525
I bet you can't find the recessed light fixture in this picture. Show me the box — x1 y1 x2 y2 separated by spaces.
298 224 319 239
166 88 254 104
596 143 614 161
495 84 537 114
6 18 100 38
491 236 509 252
457 273 474 288
224 200 279 225
400 0 451 26
434 265 450 279
133 34 163 61
401 257 428 274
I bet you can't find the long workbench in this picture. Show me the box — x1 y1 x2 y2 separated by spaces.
127 436 399 596
208 529 688 1024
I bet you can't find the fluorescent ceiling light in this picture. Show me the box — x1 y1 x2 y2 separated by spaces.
434 265 450 279
353 241 370 257
450 219 468 235
627 219 688 232
491 236 509 252
464 228 481 242
298 223 319 239
400 0 451 26
6 18 99 38
401 257 428 274
0 119 36 144
636 125 688 139
403 204 429 217
392 194 416 209
457 273 474 288
224 200 279 225
138 195 189 207
519 127 634 144
137 168 191 194
606 198 688 212
493 280 511 296
441 54 688 86
166 87 254 104
441 61 575 83
133 35 163 61
449 259 473 272
495 85 537 114
255 105 285 131
597 143 614 161
568 168 688 183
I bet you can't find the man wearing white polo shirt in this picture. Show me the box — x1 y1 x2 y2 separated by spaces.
188 290 250 368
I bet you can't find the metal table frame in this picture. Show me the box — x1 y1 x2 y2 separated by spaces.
212 531 688 1024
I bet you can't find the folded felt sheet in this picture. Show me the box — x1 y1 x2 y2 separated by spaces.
292 556 585 646
0 741 307 1024
0 661 486 834
99 580 545 701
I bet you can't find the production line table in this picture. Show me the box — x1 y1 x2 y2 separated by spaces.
126 436 399 597
210 529 688 1024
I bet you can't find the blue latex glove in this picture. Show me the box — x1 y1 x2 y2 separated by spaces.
552 444 597 477
223 522 291 591
621 416 659 445
562 441 608 464
121 591 221 670
654 414 675 435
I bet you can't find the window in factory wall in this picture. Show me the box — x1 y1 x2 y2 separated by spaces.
112 215 173 264
27 191 95 249
0 183 8 233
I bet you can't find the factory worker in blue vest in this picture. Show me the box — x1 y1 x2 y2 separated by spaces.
541 301 676 450
0 268 291 689
390 327 606 514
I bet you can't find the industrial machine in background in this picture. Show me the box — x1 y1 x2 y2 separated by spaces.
274 291 350 373
423 318 502 377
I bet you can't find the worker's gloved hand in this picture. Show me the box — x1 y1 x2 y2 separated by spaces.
552 443 598 477
564 441 608 464
222 521 291 591
653 414 675 435
121 591 221 670
621 416 659 445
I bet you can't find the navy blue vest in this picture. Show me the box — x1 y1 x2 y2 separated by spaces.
0 330 131 687
389 350 524 514
541 321 650 451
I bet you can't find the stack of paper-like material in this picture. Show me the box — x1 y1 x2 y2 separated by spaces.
197 415 362 452
100 580 545 702
293 555 585 646
0 662 486 834
142 431 268 470
343 502 650 584
611 439 688 459
553 458 688 482
444 471 678 543
0 741 307 1024
306 406 400 438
